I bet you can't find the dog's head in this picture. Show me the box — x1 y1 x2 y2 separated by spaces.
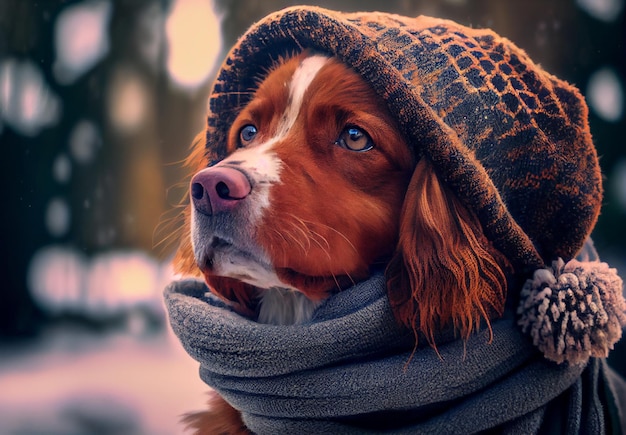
178 53 414 308
169 4 625 376
175 52 512 341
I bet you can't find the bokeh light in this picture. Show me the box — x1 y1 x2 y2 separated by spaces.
0 59 61 136
587 67 624 123
45 198 71 238
576 0 624 21
69 119 100 164
107 68 150 134
53 0 112 84
165 0 222 91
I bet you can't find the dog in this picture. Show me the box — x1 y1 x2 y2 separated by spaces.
174 52 510 434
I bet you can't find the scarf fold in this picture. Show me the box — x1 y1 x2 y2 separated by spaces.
164 274 623 433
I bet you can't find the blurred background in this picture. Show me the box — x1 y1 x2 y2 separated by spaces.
0 0 624 433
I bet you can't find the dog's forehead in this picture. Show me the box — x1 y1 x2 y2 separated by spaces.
219 55 334 186
289 55 330 99
274 54 330 138
254 54 328 98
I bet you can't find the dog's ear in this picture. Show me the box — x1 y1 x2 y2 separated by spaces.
386 158 510 346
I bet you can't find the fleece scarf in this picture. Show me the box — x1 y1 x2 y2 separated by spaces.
165 273 626 433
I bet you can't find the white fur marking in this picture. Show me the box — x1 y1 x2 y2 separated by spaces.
216 55 329 219
229 141 281 182
257 288 323 325
276 55 330 138
195 56 331 326
216 256 291 290
216 140 281 221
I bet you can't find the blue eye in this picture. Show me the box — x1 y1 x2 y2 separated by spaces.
335 126 373 151
239 125 257 145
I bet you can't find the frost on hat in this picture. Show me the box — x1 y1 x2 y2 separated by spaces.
202 6 626 364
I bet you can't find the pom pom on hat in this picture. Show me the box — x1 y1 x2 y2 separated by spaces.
518 257 626 365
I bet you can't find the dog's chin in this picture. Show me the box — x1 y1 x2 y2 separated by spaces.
195 237 292 291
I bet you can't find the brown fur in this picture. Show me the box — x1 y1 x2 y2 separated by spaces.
183 393 250 435
387 159 511 346
174 54 510 433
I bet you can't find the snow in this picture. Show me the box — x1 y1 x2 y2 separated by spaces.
11 248 209 434
10 245 211 433
0 328 208 435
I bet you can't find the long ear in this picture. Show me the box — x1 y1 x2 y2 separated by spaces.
386 159 510 346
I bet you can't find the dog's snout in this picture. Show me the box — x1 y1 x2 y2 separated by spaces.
190 167 251 215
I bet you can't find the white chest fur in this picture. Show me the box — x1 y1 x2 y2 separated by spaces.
256 288 322 325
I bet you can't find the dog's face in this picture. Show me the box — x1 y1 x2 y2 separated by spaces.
188 53 413 303
177 52 508 338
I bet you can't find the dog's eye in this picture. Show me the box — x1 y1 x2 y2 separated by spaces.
335 126 373 152
239 125 257 146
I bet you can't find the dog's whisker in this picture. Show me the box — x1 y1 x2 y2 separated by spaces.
153 207 186 251
283 214 349 263
279 223 309 255
272 227 304 256
296 217 358 255
286 215 337 262
284 215 314 252
306 230 332 261
307 228 331 251
153 225 182 249
343 270 357 288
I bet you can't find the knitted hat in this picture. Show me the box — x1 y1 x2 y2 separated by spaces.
202 6 625 364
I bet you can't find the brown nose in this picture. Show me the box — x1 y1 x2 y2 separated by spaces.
190 167 251 215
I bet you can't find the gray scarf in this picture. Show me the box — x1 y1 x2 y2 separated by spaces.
164 273 625 433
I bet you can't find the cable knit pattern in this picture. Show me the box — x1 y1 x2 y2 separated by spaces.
204 6 602 272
